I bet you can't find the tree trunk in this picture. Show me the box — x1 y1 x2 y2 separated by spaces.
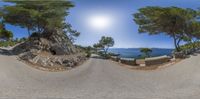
27 27 31 37
105 47 109 55
177 38 182 50
172 33 179 52
103 49 107 56
190 39 197 51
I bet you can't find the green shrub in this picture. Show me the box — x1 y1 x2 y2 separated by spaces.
86 52 91 58
0 37 27 47
180 41 200 51
0 41 16 47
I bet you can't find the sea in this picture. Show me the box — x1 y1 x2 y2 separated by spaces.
108 48 174 59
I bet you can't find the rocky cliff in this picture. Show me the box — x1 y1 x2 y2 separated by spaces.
12 29 87 71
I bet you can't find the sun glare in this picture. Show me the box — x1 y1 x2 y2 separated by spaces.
88 15 112 30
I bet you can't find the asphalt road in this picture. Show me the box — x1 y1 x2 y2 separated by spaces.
0 53 200 99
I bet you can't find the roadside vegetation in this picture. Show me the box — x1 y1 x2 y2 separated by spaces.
140 48 152 58
0 0 88 70
0 21 18 47
0 37 27 47
0 19 28 47
0 21 13 40
180 41 200 50
1 0 200 69
0 0 79 41
93 36 115 58
83 46 93 58
133 6 200 52
0 0 79 50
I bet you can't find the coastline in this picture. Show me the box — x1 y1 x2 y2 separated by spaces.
108 48 173 59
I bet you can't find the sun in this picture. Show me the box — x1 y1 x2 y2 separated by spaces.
88 15 112 30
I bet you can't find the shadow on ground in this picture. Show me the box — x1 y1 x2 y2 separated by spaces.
90 54 109 60
0 48 13 56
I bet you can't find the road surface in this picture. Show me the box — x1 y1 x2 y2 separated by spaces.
0 53 200 99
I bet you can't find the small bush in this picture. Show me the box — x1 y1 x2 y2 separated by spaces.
0 37 27 47
179 41 200 52
86 52 91 58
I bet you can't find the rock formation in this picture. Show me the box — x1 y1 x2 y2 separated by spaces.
12 29 87 71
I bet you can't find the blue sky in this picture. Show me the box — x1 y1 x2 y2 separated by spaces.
1 0 200 48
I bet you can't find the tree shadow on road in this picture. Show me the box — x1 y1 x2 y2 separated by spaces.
90 55 108 60
0 48 13 56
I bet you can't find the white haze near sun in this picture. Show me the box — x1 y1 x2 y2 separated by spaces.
87 14 113 31
67 8 139 48
81 10 119 34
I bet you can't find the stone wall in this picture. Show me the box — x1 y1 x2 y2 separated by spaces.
120 58 136 66
145 56 170 66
